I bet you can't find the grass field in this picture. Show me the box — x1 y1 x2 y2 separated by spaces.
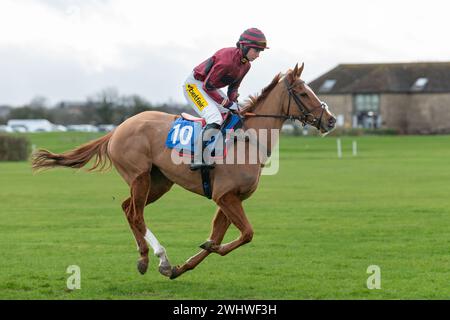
1 132 450 299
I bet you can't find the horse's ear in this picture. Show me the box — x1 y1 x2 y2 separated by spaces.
292 63 299 78
296 62 305 78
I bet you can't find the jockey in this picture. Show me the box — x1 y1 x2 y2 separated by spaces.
183 28 269 170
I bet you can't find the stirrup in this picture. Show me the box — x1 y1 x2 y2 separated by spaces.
190 122 220 171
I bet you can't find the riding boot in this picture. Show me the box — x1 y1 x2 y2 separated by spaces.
190 122 221 171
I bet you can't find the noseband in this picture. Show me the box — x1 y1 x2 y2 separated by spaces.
242 77 327 130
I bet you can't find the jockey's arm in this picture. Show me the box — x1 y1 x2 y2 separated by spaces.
227 84 240 103
227 67 249 103
202 63 233 107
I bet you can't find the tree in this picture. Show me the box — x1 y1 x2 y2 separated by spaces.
29 96 48 109
91 87 120 124
8 106 53 122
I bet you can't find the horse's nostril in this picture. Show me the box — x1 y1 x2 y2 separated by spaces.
328 119 336 128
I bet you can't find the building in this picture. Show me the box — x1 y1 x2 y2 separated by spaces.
0 125 13 133
6 119 67 132
66 124 99 132
308 62 450 134
97 124 116 132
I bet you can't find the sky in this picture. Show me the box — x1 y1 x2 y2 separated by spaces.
0 0 449 106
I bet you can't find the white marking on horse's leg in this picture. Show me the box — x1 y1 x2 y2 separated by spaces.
144 228 164 256
144 228 171 276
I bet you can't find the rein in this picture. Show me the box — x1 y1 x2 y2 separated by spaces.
241 77 326 130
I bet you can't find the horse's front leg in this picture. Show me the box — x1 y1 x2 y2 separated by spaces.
209 193 254 256
198 193 253 256
170 192 252 279
169 207 231 279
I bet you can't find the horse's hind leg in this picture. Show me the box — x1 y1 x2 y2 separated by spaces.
145 167 174 277
122 171 152 274
123 167 174 276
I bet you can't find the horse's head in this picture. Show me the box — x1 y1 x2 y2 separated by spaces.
284 63 336 134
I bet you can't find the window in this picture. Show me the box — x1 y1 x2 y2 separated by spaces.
411 77 428 91
319 79 336 93
354 94 379 113
353 94 381 129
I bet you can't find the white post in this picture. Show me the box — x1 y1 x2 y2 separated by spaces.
352 140 357 156
337 138 342 159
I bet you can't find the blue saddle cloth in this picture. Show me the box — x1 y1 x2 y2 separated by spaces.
165 113 242 158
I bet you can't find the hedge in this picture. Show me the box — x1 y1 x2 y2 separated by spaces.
0 134 31 161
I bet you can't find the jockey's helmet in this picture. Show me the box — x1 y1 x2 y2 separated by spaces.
236 28 269 53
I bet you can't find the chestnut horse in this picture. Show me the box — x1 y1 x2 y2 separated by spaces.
32 63 336 279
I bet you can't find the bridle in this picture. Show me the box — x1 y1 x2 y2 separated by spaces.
241 76 328 130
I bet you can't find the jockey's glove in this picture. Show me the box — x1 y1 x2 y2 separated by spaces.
228 102 239 111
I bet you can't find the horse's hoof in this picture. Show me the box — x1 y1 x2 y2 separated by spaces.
137 259 148 275
199 240 215 251
159 263 172 278
169 266 181 280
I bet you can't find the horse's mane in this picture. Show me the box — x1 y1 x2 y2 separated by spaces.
241 73 283 113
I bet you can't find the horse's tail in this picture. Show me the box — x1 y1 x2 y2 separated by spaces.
31 131 113 172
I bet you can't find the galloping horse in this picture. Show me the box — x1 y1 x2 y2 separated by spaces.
32 63 336 279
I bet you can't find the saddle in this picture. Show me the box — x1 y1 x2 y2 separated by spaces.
180 112 206 126
166 112 242 159
165 111 243 199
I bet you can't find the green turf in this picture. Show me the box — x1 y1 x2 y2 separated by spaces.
1 132 450 299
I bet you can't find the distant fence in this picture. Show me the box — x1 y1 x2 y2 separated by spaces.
281 124 400 136
0 134 30 161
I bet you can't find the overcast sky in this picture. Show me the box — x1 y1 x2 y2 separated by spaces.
1 0 449 106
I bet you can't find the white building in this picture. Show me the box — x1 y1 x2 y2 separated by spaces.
0 125 14 133
66 124 99 132
98 124 116 132
6 119 67 132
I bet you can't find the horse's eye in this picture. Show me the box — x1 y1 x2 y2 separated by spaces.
300 93 307 97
